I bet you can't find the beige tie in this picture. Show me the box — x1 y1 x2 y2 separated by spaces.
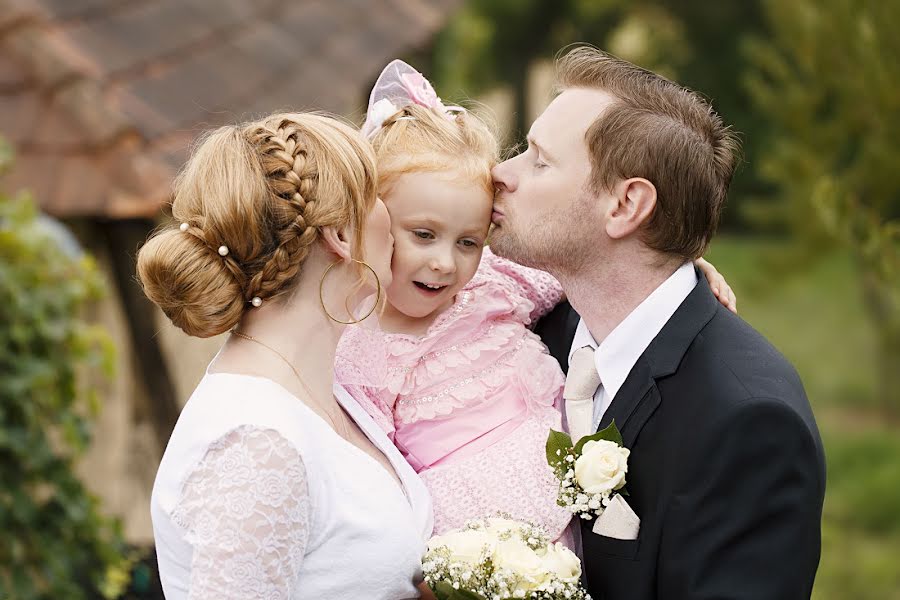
564 346 601 443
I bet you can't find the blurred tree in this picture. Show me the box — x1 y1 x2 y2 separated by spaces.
431 0 623 141
744 0 900 412
0 140 130 598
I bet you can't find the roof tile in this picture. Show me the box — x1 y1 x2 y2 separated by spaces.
0 89 43 143
33 0 109 21
119 41 269 139
0 0 49 30
0 51 30 90
1 0 463 218
4 24 84 87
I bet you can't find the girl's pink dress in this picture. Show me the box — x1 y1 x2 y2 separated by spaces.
336 248 572 541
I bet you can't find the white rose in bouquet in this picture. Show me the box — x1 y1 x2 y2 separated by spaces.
428 529 495 565
540 543 582 584
423 518 591 599
493 538 547 592
574 439 630 495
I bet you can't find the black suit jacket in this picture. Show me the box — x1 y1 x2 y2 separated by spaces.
535 276 826 600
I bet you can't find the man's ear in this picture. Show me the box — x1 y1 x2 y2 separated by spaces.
320 225 353 262
605 178 657 240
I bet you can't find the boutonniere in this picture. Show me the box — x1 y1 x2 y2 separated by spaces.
545 421 630 520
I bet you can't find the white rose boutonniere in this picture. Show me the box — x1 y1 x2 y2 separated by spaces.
546 421 630 520
575 439 630 495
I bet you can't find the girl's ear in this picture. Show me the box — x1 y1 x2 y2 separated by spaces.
319 226 353 261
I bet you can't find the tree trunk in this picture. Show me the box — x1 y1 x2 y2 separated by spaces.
860 267 900 416
102 219 181 451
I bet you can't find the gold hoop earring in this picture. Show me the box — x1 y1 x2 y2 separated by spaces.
319 259 382 325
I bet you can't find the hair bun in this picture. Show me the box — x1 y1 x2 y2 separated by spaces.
136 227 245 338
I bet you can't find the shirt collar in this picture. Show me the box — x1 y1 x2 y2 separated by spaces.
567 262 698 402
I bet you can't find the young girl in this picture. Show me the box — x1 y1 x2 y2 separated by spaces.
337 61 735 542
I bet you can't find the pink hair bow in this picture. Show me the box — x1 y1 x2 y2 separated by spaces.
361 59 465 138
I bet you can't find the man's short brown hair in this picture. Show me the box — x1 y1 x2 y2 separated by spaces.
557 46 740 260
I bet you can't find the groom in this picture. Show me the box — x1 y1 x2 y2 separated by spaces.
491 46 825 599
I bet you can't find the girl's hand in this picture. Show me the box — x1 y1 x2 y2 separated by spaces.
695 257 737 313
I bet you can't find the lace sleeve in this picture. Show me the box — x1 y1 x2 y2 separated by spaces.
171 426 310 599
481 246 564 322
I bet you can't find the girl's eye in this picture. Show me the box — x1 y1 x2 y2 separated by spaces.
534 161 548 170
459 239 480 248
413 230 434 240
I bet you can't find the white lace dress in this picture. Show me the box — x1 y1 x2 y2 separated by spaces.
151 373 433 599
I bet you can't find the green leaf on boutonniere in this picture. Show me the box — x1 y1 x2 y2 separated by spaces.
574 420 625 455
546 429 573 469
431 581 487 600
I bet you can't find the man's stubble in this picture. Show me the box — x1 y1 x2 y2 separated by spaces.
490 189 598 278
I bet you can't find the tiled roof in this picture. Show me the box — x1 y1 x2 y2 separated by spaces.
0 0 459 218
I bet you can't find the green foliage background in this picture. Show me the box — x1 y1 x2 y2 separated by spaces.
0 142 129 598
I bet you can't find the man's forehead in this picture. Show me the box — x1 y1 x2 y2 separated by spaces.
531 88 615 144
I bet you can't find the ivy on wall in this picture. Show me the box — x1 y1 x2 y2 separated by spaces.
0 141 129 599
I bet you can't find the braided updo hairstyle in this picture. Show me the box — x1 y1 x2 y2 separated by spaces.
137 113 377 338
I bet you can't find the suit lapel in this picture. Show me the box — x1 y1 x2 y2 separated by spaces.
598 356 658 448
597 273 720 447
534 300 580 374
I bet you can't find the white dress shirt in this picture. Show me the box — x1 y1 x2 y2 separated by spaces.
567 262 699 432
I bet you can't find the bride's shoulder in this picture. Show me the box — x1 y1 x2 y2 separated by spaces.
158 376 317 482
191 371 294 405
176 373 323 447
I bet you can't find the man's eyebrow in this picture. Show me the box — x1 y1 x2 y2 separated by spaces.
527 137 557 163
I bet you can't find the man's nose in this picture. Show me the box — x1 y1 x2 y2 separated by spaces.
492 160 517 193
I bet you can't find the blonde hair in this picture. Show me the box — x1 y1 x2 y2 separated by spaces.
557 46 740 260
136 112 378 338
368 104 499 198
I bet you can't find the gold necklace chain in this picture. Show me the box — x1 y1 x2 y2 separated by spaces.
230 329 348 437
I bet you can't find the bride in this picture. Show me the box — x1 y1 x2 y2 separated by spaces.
137 112 432 598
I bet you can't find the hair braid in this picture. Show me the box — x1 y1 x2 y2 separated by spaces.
243 119 323 302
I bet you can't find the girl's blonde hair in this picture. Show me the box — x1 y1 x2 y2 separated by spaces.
368 104 499 197
137 112 378 338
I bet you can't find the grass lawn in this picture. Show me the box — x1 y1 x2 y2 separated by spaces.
706 236 900 599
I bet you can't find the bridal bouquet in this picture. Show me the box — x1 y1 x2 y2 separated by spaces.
422 517 591 600
546 421 630 520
